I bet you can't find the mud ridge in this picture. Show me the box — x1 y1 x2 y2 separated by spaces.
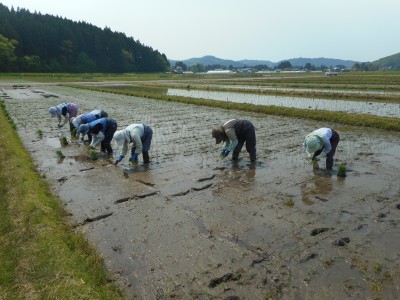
209 273 241 288
79 167 95 172
250 255 269 267
171 183 213 197
83 212 114 224
197 174 216 182
114 191 159 204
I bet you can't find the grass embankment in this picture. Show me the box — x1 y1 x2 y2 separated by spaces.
0 101 124 299
68 84 400 131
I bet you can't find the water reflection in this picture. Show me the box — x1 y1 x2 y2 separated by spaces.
301 160 333 205
167 88 400 117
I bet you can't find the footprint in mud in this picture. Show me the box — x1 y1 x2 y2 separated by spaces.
396 203 400 209
354 224 369 233
209 273 241 288
310 227 333 236
299 252 318 263
332 237 350 246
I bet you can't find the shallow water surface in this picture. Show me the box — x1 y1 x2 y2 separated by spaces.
167 88 400 117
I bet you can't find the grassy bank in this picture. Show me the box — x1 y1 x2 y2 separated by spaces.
69 84 400 131
0 101 124 299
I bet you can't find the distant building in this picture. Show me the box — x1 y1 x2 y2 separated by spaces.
173 66 183 74
206 69 235 74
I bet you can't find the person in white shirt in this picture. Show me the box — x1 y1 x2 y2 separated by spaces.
304 128 340 170
113 123 153 165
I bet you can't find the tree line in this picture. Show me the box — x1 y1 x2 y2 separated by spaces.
0 4 170 73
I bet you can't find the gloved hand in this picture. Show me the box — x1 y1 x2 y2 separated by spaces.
114 155 124 165
129 153 138 164
220 149 230 158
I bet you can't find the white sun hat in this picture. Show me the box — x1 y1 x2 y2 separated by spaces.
305 135 321 157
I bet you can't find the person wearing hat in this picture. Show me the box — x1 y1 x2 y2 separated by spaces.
71 109 108 141
113 123 153 165
77 117 117 157
48 102 79 131
303 128 340 170
212 119 256 162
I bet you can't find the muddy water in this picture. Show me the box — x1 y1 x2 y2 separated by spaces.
2 82 400 299
167 88 400 117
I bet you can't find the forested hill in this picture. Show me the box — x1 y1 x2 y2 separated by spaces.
0 4 169 73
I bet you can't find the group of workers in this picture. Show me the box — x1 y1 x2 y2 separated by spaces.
48 102 152 165
49 102 340 170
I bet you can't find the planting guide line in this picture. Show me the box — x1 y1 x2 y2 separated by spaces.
1 82 400 299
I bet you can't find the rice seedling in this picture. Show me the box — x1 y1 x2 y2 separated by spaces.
283 198 295 207
60 136 68 146
89 149 98 160
55 149 65 159
71 128 78 139
337 163 347 177
36 129 44 138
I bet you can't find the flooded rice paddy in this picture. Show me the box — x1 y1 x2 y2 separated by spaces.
1 82 400 299
167 88 400 117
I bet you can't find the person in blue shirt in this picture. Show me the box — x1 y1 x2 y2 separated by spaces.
77 117 117 157
71 109 108 141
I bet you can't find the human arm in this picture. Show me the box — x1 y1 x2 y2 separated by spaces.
90 131 105 148
223 128 238 151
58 106 69 127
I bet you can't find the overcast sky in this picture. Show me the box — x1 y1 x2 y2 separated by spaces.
1 0 399 62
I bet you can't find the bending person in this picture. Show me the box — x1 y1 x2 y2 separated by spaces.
303 127 340 170
48 102 78 131
212 119 256 162
77 117 117 157
113 123 153 165
71 109 108 141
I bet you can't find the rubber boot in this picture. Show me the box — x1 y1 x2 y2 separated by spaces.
131 147 136 157
143 151 150 164
249 151 256 162
232 151 239 161
326 156 333 170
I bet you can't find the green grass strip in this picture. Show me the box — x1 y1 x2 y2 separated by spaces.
0 100 124 299
68 84 400 131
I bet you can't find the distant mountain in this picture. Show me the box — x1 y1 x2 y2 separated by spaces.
286 57 356 68
177 56 252 68
372 52 400 70
169 55 358 68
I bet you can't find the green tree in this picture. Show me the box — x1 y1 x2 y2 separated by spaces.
0 34 18 71
21 55 41 71
276 60 292 70
190 63 205 73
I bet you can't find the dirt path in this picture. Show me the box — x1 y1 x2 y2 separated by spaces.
2 82 400 299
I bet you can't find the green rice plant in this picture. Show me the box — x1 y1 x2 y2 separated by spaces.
337 163 347 177
89 149 98 160
71 128 78 139
55 149 65 159
36 129 43 138
283 198 294 207
59 136 68 146
373 261 382 273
